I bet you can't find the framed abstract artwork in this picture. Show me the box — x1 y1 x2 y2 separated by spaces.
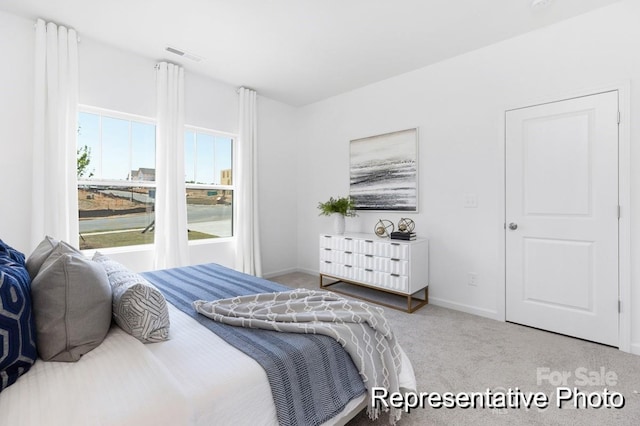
349 128 418 212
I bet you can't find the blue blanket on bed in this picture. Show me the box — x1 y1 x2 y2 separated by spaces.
143 263 366 426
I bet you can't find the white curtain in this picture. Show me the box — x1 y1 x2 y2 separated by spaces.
32 19 79 250
235 87 262 276
154 62 189 269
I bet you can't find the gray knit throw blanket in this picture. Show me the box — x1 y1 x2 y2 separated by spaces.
193 288 403 424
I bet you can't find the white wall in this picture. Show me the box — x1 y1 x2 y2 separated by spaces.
0 11 34 251
296 0 640 352
0 10 298 277
257 97 299 277
78 38 241 272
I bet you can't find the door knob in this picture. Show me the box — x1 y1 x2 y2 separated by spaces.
508 223 518 230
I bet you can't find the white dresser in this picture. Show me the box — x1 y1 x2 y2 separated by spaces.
318 233 429 313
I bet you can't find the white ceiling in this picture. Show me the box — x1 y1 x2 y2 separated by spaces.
0 0 621 106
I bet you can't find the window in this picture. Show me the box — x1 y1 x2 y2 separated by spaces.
77 108 156 250
184 128 234 240
77 108 235 250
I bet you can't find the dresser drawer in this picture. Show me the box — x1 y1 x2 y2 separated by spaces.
374 241 409 260
355 267 376 283
381 258 409 275
319 259 333 274
374 272 408 292
321 248 356 265
338 250 357 266
358 238 376 255
322 235 357 252
319 247 336 263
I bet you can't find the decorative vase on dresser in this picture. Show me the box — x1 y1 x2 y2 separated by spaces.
332 214 346 235
319 232 429 313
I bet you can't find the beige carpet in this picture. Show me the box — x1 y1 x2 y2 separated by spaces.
270 272 640 426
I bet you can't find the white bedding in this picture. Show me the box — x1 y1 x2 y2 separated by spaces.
0 324 191 426
0 304 415 426
147 304 280 425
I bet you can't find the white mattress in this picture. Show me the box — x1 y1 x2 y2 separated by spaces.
0 304 415 425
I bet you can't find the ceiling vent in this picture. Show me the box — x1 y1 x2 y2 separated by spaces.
165 46 203 63
531 0 553 9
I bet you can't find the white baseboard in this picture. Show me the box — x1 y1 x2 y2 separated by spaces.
429 297 501 321
262 267 300 279
296 267 318 276
265 269 503 323
263 267 320 279
630 343 640 356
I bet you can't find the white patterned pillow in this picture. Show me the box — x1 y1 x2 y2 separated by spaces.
93 253 170 343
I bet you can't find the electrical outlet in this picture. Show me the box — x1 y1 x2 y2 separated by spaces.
463 193 478 208
468 272 478 286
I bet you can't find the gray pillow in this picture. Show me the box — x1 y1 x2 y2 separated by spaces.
31 244 112 361
26 236 58 279
26 237 81 279
93 253 170 343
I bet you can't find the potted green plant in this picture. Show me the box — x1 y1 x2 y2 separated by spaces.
317 196 357 234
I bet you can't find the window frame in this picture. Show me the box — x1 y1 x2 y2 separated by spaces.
77 105 158 187
76 106 237 251
184 125 236 242
77 105 158 251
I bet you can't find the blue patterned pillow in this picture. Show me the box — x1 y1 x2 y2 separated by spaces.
0 238 26 265
0 240 37 392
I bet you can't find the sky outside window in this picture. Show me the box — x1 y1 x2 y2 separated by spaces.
196 133 215 184
214 136 232 185
79 112 232 184
101 117 129 180
78 111 156 180
131 122 156 174
185 131 196 183
185 130 233 185
78 112 101 178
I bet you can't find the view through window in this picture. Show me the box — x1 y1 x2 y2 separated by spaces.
184 128 234 240
77 109 157 249
77 109 234 250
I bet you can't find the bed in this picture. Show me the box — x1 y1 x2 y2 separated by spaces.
0 241 415 426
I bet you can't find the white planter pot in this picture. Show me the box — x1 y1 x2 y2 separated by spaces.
333 214 345 235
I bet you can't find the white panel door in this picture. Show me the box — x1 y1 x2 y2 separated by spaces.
505 91 619 346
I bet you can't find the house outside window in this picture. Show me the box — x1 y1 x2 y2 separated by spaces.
77 107 156 250
77 107 235 250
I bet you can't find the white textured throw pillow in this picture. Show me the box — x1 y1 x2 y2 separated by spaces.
93 253 170 343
